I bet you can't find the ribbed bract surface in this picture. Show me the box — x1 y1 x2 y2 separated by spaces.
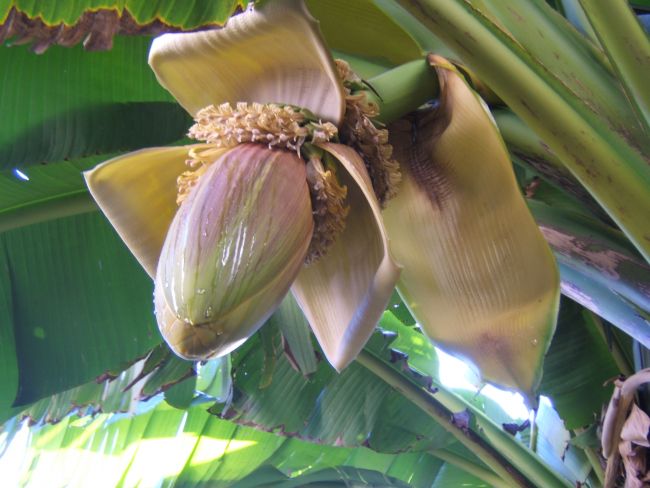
383 58 559 398
155 144 313 359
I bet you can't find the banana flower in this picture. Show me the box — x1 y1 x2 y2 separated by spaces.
84 0 400 371
85 0 559 398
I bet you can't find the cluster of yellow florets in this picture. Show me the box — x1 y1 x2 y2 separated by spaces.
335 60 401 206
188 102 337 151
304 155 349 264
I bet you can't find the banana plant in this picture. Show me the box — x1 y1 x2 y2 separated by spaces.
0 0 648 487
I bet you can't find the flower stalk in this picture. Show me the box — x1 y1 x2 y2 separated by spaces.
363 58 439 124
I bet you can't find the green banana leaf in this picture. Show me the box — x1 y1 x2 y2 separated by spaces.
4 296 605 485
0 212 157 411
540 299 621 429
0 400 480 488
209 312 590 486
0 39 188 170
4 343 230 428
0 37 191 420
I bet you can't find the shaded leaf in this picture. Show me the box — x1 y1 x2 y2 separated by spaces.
570 424 600 450
164 375 197 410
12 355 148 425
269 294 318 376
6 343 206 426
196 357 232 403
431 464 491 488
139 351 195 400
0 244 18 422
387 290 416 326
221 322 453 453
233 466 412 487
0 38 187 170
1 212 159 406
305 0 422 65
540 298 620 429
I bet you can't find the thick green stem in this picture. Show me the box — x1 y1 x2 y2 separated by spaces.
365 59 438 124
578 0 650 134
357 349 535 488
429 449 512 488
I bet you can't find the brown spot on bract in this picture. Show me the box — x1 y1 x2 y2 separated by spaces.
478 331 511 357
388 100 454 211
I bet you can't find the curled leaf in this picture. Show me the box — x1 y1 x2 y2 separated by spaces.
621 405 650 448
602 369 650 487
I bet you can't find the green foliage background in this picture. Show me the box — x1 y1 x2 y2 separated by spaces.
1 0 649 486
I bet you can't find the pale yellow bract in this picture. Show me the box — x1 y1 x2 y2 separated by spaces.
383 55 559 401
